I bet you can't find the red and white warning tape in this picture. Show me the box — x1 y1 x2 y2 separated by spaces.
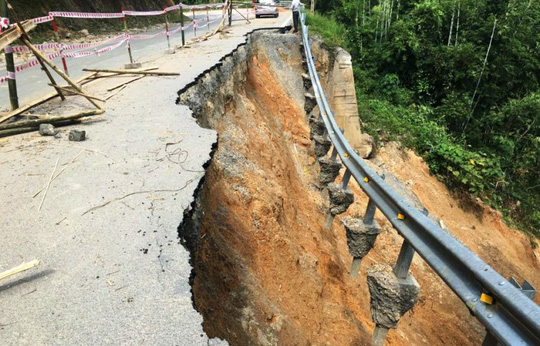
62 38 127 58
49 11 124 19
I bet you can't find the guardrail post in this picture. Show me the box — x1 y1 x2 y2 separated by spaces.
343 213 381 278
180 3 186 47
482 278 537 346
367 263 421 346
2 0 19 110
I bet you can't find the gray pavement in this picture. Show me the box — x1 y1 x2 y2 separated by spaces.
0 13 289 346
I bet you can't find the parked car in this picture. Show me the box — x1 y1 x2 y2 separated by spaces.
255 0 279 18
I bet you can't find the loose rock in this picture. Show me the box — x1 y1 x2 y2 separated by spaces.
69 130 86 142
39 124 56 136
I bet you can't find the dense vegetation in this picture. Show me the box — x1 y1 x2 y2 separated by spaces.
308 0 539 238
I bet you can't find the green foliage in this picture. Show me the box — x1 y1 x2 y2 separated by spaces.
314 1 540 237
305 13 348 49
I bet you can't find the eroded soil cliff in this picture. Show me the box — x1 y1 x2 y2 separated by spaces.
177 29 540 346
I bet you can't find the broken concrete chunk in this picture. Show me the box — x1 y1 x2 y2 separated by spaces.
327 183 354 215
342 216 381 259
367 264 421 329
301 73 312 90
313 135 331 158
308 114 326 138
304 92 317 114
69 130 86 142
318 157 341 185
39 124 56 136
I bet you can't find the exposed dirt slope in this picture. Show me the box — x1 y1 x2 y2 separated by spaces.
178 30 540 346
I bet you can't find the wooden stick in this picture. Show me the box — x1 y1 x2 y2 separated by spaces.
33 150 84 198
20 37 103 110
0 73 99 124
0 260 40 281
6 4 66 101
107 75 146 92
39 158 59 211
47 84 106 102
0 109 104 130
83 68 179 76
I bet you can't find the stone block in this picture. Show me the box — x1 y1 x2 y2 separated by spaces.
367 264 421 329
342 216 381 259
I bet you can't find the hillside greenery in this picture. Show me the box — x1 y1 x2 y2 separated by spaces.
307 0 540 238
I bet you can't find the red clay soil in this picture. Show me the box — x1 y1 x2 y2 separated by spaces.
188 35 539 346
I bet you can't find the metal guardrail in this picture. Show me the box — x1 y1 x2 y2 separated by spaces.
299 11 540 346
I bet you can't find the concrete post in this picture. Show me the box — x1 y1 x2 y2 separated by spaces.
367 264 421 346
342 216 381 278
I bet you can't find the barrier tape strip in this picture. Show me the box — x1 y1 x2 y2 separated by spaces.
63 39 127 58
32 15 54 24
0 1 220 83
49 11 124 19
61 34 127 51
122 10 165 16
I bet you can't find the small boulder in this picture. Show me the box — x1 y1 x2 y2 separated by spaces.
69 130 86 142
79 29 89 36
39 124 56 136
358 133 375 159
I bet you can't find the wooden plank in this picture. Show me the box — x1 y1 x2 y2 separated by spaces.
0 260 40 281
0 20 36 51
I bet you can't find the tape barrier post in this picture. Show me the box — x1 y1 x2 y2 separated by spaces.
164 6 174 54
1 0 18 109
192 8 197 38
51 20 69 75
206 5 210 32
179 3 185 46
121 7 140 69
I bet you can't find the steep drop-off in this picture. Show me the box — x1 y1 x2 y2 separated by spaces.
177 29 540 346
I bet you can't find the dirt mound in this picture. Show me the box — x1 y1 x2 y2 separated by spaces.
178 29 540 346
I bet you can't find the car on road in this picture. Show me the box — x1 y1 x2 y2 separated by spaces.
255 0 279 18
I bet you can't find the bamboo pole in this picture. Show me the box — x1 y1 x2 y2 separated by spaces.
82 68 179 76
0 260 40 281
20 37 103 110
0 109 104 131
47 84 106 102
0 73 98 124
